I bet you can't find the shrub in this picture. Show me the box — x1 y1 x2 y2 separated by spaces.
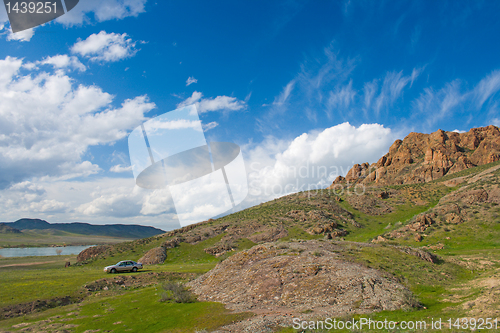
160 282 196 303
312 251 322 257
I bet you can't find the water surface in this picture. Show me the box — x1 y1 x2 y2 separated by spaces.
0 245 94 258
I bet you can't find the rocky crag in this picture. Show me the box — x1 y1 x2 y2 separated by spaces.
330 125 500 187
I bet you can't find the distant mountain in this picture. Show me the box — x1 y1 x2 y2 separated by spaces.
0 223 22 234
1 219 165 239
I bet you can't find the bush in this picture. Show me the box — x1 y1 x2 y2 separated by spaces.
160 282 196 303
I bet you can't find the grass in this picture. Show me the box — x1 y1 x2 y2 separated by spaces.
0 287 253 333
2 161 500 332
0 230 133 248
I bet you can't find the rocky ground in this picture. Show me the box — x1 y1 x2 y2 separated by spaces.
188 240 416 332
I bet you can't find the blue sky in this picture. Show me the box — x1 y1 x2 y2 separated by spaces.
1 0 499 229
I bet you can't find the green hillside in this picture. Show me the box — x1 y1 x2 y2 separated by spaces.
1 161 500 332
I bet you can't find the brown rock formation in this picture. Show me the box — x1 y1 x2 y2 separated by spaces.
188 241 412 315
77 245 110 262
329 125 500 187
138 247 167 265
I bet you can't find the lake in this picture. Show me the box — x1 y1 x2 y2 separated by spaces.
0 245 95 258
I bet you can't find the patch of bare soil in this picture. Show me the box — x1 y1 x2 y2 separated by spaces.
189 240 416 332
0 260 58 268
445 268 500 318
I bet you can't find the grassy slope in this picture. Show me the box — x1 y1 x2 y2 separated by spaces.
2 162 500 332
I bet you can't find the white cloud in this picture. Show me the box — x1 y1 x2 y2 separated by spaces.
71 31 140 62
146 119 202 132
7 28 35 42
0 177 179 229
410 66 425 87
56 0 148 26
326 79 356 118
0 56 155 188
203 121 219 131
409 69 500 129
244 122 393 204
473 69 500 109
77 186 143 218
374 70 412 116
2 0 147 42
412 80 464 127
261 44 422 128
110 165 133 173
177 91 246 113
363 80 377 114
76 180 176 219
186 77 198 86
25 55 86 72
273 80 295 106
0 181 68 215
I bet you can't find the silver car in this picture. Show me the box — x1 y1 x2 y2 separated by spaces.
104 260 143 273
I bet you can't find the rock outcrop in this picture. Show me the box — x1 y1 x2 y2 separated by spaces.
77 245 110 262
138 247 167 265
189 241 413 315
329 125 500 187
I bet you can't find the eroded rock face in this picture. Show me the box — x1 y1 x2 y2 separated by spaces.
329 125 500 187
188 241 412 315
138 247 166 265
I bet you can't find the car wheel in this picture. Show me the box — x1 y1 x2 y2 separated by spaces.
132 267 138 272
110 268 117 274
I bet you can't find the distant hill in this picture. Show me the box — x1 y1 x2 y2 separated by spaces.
0 223 22 234
1 219 165 239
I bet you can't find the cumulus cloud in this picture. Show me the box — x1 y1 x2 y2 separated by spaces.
76 181 176 219
186 77 198 86
7 28 35 42
177 91 246 113
25 55 86 72
56 0 148 26
2 0 148 42
71 31 141 62
244 122 394 204
0 181 68 215
0 176 180 229
0 56 155 188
